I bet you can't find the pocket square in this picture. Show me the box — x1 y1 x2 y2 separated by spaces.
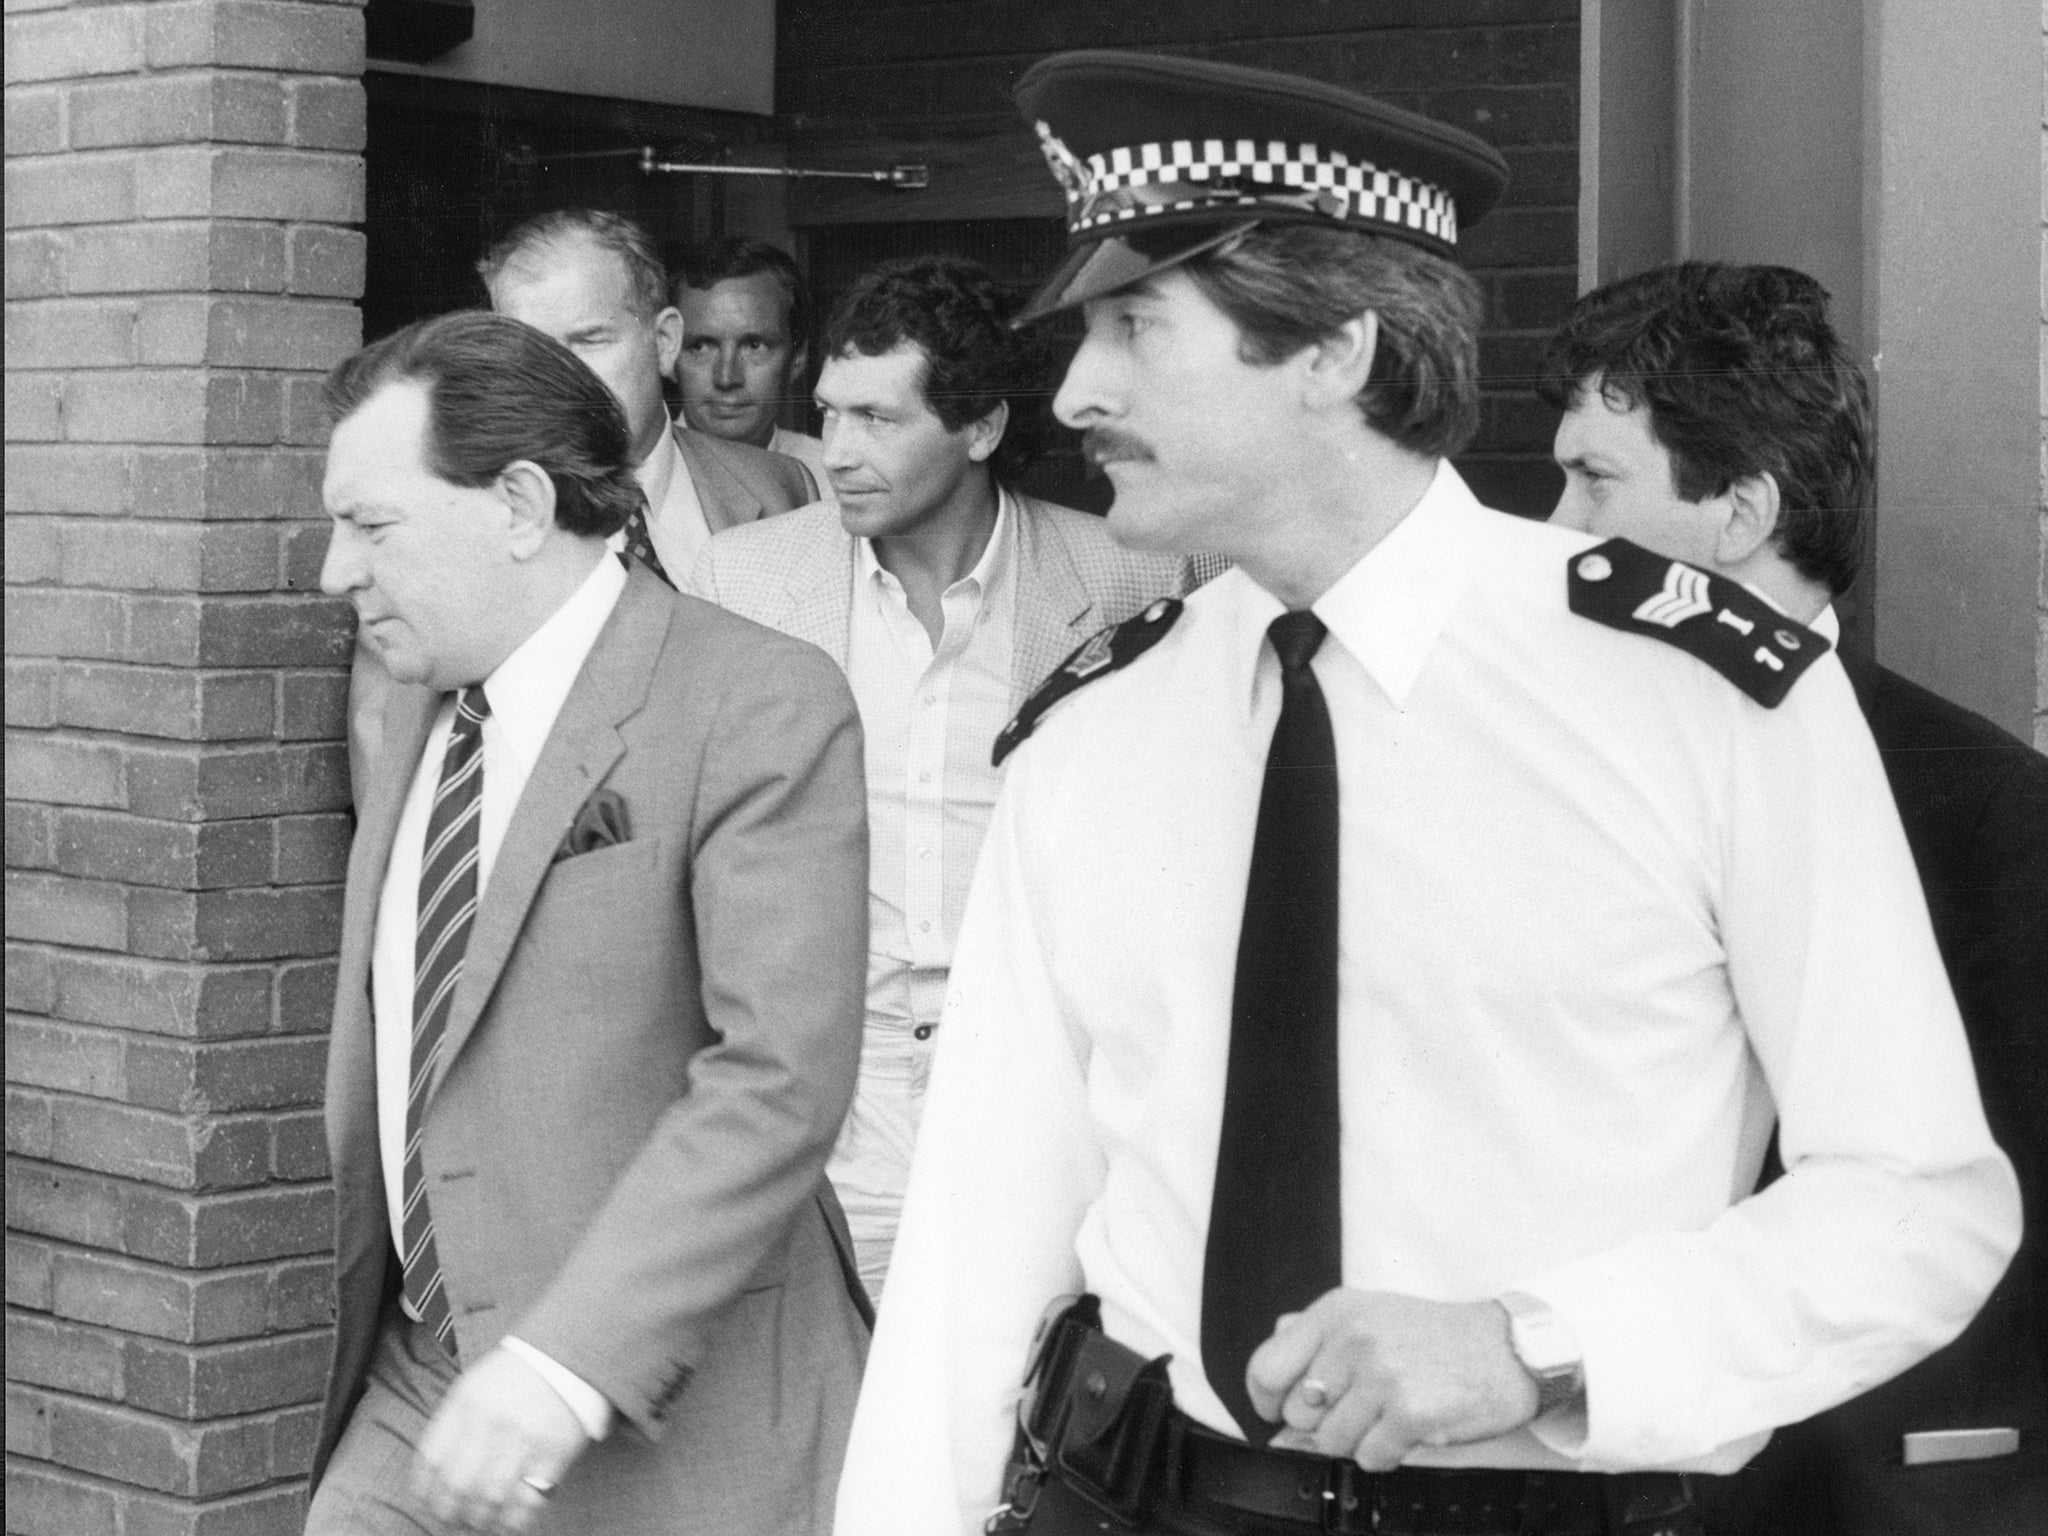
554 788 631 862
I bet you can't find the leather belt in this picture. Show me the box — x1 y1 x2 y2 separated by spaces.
1163 1410 1699 1536
997 1297 1705 1536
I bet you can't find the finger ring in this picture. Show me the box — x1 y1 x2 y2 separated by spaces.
520 1475 556 1497
1300 1377 1331 1409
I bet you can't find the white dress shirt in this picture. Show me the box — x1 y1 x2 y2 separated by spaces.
835 464 2018 1535
606 426 710 578
828 492 1017 1301
371 551 627 1440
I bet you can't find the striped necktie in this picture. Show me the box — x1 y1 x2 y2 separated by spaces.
619 491 673 587
1202 611 1343 1442
399 684 490 1355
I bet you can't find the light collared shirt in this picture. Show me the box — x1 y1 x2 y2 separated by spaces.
371 551 626 1440
827 490 1017 1301
771 426 830 486
836 464 2017 1534
607 425 710 578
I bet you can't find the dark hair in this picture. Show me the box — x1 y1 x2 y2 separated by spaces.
822 255 1045 479
322 310 642 539
674 237 809 350
1174 224 1485 459
478 208 668 319
1538 262 1873 596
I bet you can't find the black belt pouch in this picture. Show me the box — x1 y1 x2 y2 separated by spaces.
1050 1327 1176 1525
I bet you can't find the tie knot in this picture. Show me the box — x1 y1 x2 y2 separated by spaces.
453 685 491 732
1268 610 1327 675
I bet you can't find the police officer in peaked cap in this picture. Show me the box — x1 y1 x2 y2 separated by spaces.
834 50 2017 1536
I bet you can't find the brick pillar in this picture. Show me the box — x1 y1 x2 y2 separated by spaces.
2039 6 2048 754
5 3 365 1530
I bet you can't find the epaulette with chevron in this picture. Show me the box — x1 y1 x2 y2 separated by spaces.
1567 538 1828 707
992 597 1183 766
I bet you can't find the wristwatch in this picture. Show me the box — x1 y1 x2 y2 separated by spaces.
1498 1291 1586 1419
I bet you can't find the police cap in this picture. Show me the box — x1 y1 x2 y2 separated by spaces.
1013 50 1510 322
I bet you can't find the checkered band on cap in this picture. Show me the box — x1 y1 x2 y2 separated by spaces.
1035 121 1459 245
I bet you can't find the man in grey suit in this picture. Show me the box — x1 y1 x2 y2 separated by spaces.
308 310 868 1535
346 210 815 798
685 255 1201 1302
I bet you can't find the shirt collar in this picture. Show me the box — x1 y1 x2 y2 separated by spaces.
1308 459 1483 710
854 484 1014 598
481 552 627 776
1737 579 1840 646
633 424 681 517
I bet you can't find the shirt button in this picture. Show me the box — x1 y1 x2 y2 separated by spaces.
918 846 932 860
918 919 932 933
918 770 932 784
914 1024 934 1041
923 693 937 706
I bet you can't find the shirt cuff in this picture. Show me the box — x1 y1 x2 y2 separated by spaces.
500 1335 614 1442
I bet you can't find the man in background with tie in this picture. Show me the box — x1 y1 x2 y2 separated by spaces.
836 51 2017 1536
307 310 869 1536
346 209 814 797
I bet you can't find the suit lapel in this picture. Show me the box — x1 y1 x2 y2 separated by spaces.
1010 495 1097 712
775 510 856 668
674 424 765 533
427 569 674 1099
345 683 438 972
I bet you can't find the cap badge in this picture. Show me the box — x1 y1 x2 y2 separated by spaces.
1035 121 1088 201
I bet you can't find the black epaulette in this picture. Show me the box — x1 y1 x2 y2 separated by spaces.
1567 538 1828 707
992 597 1182 766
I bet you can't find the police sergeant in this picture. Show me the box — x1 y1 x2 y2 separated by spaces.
834 50 2019 1536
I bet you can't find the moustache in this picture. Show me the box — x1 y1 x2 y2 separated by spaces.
1081 429 1154 474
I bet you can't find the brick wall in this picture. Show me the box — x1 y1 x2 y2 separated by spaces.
778 0 1579 518
4 3 365 1531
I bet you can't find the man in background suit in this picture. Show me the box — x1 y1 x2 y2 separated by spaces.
673 236 829 482
308 310 868 1536
346 210 815 796
686 255 1198 1301
1544 259 2048 1533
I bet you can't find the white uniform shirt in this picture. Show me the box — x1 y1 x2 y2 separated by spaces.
371 552 626 1439
835 464 2018 1535
606 426 710 578
828 493 1017 1299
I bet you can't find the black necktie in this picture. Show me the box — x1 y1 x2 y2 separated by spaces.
399 685 490 1356
619 491 673 587
1202 610 1343 1442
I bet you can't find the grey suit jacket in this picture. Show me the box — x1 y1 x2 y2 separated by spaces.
315 566 870 1534
345 426 814 805
681 492 1199 714
675 421 816 527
